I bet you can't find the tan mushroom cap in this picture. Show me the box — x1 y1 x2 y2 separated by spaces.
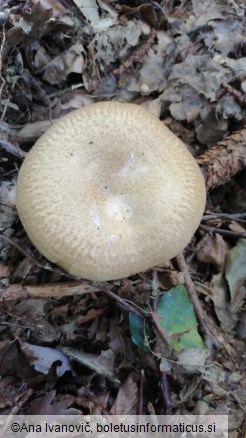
16 102 206 281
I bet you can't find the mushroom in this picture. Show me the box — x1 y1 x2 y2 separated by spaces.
16 102 206 281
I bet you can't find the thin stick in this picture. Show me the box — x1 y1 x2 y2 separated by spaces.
160 372 172 415
0 233 78 279
138 369 144 415
102 289 146 319
200 224 246 239
202 212 246 220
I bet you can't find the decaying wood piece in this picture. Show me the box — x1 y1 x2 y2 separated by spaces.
197 128 246 190
0 282 101 301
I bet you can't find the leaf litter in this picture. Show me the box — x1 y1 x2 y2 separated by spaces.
0 0 246 434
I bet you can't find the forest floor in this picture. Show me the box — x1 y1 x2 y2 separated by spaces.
0 0 246 436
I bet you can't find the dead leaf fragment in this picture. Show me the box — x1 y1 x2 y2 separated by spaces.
209 273 233 331
177 348 207 373
42 43 85 85
225 239 246 300
28 390 80 415
110 374 138 414
20 342 71 377
196 234 230 271
59 347 119 384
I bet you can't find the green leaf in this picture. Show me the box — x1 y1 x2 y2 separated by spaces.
129 313 151 352
129 284 205 353
225 239 246 300
156 284 205 352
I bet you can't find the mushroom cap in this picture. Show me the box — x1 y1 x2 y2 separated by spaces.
16 102 206 281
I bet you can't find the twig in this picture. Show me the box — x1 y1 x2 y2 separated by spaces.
102 288 146 319
160 372 172 415
238 416 246 438
138 369 144 415
175 252 213 351
199 224 246 239
222 82 246 107
0 24 7 103
202 212 246 220
0 233 78 279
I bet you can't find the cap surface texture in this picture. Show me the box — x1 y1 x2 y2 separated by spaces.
16 102 206 281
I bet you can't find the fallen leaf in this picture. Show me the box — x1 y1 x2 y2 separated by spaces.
58 347 119 384
209 273 234 331
20 341 71 377
110 374 138 414
0 340 35 378
225 239 246 300
177 348 207 373
27 390 79 415
196 234 230 271
42 43 85 85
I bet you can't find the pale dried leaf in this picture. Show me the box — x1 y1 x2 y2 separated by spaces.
74 0 100 24
0 181 16 208
177 348 207 374
20 342 71 377
202 363 228 397
59 347 119 384
42 43 85 85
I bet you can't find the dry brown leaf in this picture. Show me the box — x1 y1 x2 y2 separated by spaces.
0 340 35 378
11 299 60 344
0 262 12 278
76 387 109 413
33 0 66 15
27 390 80 415
209 273 236 331
120 4 157 27
229 221 246 233
196 234 230 271
110 374 138 414
78 307 106 324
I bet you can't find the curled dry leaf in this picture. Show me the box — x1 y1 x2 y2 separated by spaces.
42 43 85 85
20 341 71 377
